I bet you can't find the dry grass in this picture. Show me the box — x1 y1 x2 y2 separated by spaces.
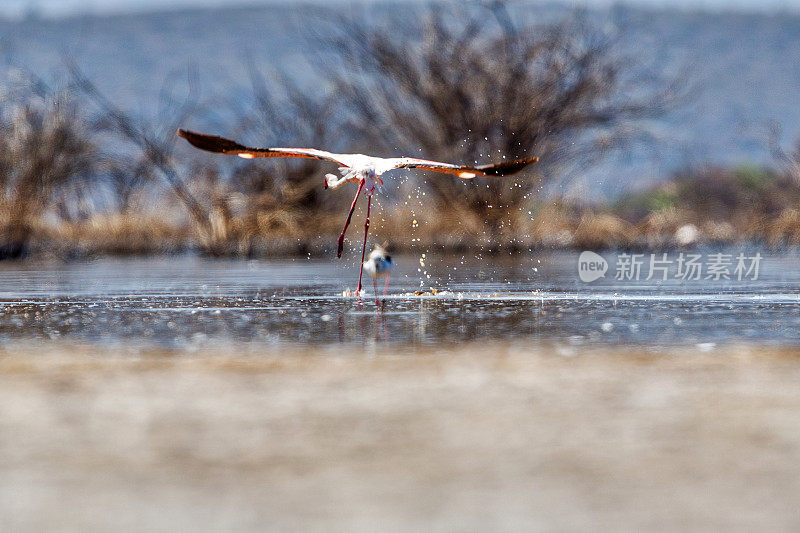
638 207 694 247
46 213 189 256
573 212 636 249
768 208 800 247
7 193 800 257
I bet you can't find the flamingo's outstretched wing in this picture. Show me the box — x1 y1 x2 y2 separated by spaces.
390 156 538 179
177 129 352 166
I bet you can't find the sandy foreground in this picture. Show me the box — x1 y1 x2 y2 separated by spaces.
2 343 800 532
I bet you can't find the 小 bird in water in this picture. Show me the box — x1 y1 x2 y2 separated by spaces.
363 242 393 298
176 129 538 296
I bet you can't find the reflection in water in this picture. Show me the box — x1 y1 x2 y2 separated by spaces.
0 252 797 349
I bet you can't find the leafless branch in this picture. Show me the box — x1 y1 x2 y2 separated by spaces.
65 58 213 237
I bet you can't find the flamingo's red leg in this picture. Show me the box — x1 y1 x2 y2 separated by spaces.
384 273 390 296
356 195 372 293
337 180 365 258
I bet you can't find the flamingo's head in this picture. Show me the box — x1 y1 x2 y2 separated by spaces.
324 167 359 190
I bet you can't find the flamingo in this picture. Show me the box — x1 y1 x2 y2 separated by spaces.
177 129 538 295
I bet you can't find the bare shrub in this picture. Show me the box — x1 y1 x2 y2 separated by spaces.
66 61 215 245
234 64 340 215
0 77 97 257
767 122 800 187
326 2 676 245
182 64 346 255
670 166 787 220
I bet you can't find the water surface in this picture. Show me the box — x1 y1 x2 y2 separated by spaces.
0 250 797 349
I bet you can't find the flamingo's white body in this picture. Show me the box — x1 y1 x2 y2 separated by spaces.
177 129 538 295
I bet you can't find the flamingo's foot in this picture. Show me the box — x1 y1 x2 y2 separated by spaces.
342 288 365 298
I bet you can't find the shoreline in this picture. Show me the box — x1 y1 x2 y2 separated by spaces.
8 233 800 261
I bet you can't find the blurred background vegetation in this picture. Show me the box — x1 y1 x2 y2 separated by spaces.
1 1 799 259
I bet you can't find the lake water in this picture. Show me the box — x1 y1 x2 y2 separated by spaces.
1 250 797 350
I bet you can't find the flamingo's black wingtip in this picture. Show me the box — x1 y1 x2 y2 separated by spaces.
176 129 246 155
477 156 540 176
